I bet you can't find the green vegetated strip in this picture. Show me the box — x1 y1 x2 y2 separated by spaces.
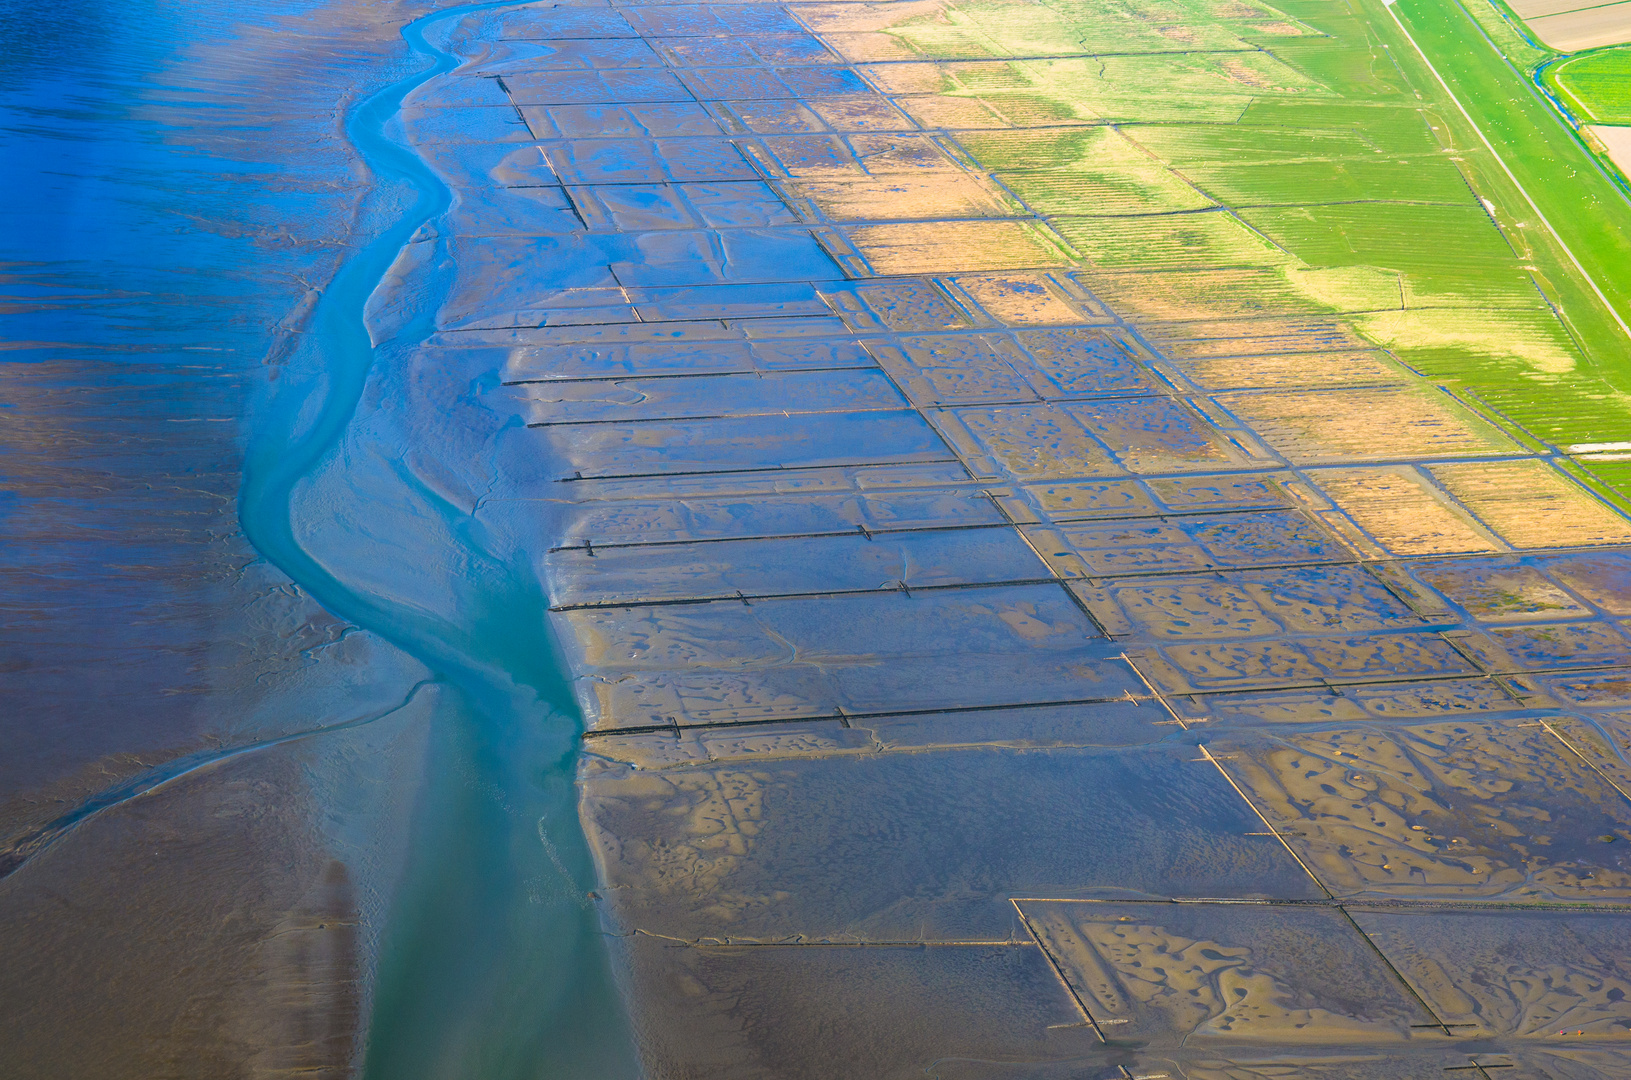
1385 0 1631 354
1373 0 1631 498
1548 45 1631 123
879 0 1631 500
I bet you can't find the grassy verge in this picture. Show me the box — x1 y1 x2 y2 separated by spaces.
1384 0 1631 364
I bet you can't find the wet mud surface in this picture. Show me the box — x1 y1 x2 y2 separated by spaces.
8 0 1631 1073
368 0 1631 1075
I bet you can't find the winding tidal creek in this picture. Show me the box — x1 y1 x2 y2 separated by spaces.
9 0 1631 1077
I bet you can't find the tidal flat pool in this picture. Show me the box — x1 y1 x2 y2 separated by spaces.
8 0 1631 1076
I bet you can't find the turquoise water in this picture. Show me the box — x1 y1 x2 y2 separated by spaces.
2 0 637 1073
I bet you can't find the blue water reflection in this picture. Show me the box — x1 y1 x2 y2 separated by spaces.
0 0 636 1074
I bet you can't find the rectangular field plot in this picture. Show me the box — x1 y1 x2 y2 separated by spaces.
555 582 1140 728
846 220 1072 275
953 272 1100 326
1166 350 1410 391
554 486 1007 547
1215 388 1519 463
1312 466 1502 556
1021 472 1295 523
1143 630 1476 693
580 739 1323 942
515 368 906 425
1028 509 1355 578
1354 908 1631 1039
610 937 1093 1080
938 399 1252 482
543 525 1047 607
1544 552 1631 614
1090 564 1425 641
1077 266 1344 321
1214 720 1631 900
1181 159 1476 207
1017 900 1434 1045
1412 560 1597 625
1053 212 1284 270
527 409 952 478
1431 461 1631 550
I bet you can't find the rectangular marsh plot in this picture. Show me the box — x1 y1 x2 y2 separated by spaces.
516 369 907 425
940 404 1123 480
541 138 758 184
1354 908 1631 1039
1348 678 1539 720
490 7 635 38
787 175 1020 222
865 335 1042 406
1431 460 1631 550
501 333 872 382
822 279 973 331
587 700 1167 769
475 38 662 71
1109 578 1283 640
1237 565 1425 633
1314 466 1502 556
550 461 975 505
1012 328 1158 397
955 274 1095 327
580 741 1324 942
521 102 724 139
1149 631 1473 692
1215 388 1519 463
1215 721 1631 900
610 938 1093 1080
556 488 1007 547
502 68 693 105
1171 350 1411 391
1459 621 1631 671
1065 398 1252 474
1025 479 1162 521
1413 561 1594 624
1041 511 1351 577
544 526 1046 607
627 281 829 322
847 221 1072 275
555 583 1138 728
531 409 950 478
1017 901 1431 1045
1146 473 1296 512
1543 551 1631 614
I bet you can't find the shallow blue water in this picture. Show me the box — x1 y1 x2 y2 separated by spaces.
1 0 637 1073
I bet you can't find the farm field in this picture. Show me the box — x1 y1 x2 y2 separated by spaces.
857 0 1631 498
1549 44 1631 123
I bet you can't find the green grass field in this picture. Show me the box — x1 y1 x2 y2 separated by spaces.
860 0 1631 501
1547 45 1631 124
